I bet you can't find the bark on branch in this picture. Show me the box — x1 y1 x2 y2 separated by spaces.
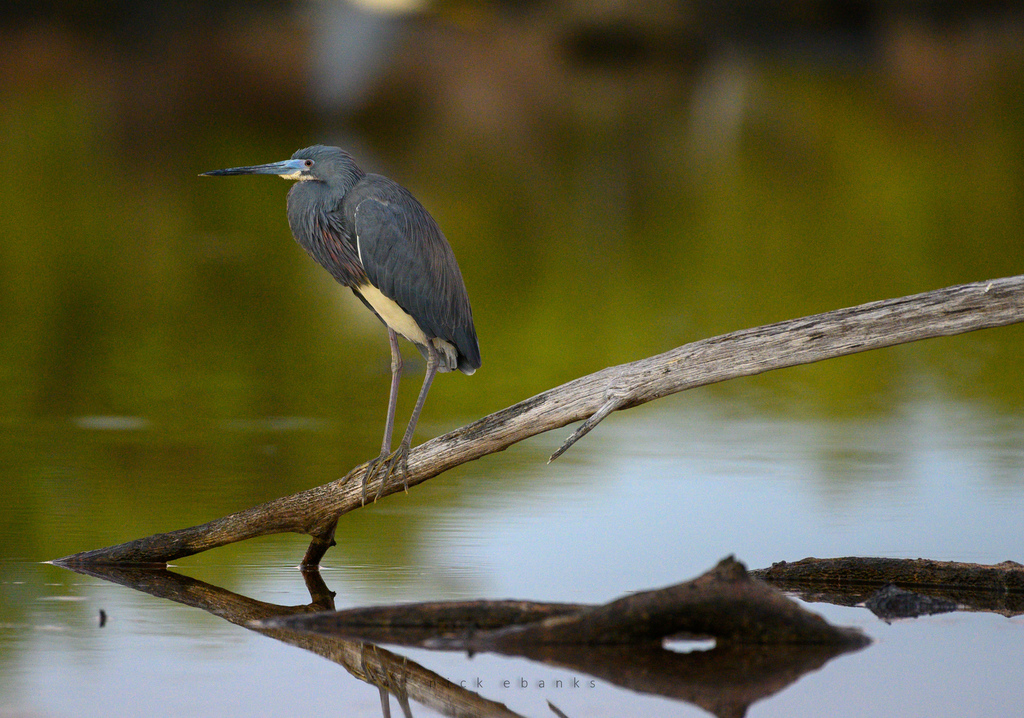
55 274 1024 567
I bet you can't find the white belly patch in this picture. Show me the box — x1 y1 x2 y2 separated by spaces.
356 282 459 370
357 283 429 344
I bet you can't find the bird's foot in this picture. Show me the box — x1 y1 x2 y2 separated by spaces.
361 454 385 505
361 445 411 504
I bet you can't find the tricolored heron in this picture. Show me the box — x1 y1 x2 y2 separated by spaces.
202 145 480 501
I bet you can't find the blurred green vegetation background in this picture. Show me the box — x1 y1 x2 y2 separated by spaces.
0 0 1022 565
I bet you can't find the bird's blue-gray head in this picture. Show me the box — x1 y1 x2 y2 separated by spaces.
201 145 363 191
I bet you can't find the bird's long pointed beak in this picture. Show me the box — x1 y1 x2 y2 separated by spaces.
200 159 307 178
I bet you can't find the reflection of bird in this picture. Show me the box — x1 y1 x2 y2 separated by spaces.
202 145 480 501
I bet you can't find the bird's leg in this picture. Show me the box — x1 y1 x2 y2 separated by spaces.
381 328 404 455
375 342 439 500
362 329 403 504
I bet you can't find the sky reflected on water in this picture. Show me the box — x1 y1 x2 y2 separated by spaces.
2 397 1022 717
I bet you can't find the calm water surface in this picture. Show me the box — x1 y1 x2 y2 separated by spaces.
2 3 1023 715
2 396 1022 717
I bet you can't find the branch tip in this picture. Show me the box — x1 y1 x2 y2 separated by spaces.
548 397 625 462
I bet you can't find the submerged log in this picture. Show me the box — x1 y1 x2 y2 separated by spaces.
54 274 1024 567
59 556 867 718
752 557 1024 593
752 557 1024 616
260 557 869 648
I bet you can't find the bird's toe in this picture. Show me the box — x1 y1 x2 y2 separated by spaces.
361 451 390 505
369 446 410 502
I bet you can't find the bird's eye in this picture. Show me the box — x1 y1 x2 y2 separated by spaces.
304 159 314 169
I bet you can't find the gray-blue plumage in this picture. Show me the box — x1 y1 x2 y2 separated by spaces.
202 145 479 499
283 145 479 374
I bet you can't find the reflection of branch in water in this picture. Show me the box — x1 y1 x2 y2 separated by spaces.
58 557 868 718
361 645 413 718
58 563 524 718
500 643 849 718
258 558 869 718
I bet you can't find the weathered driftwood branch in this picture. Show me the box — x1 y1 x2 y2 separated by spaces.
55 274 1024 567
